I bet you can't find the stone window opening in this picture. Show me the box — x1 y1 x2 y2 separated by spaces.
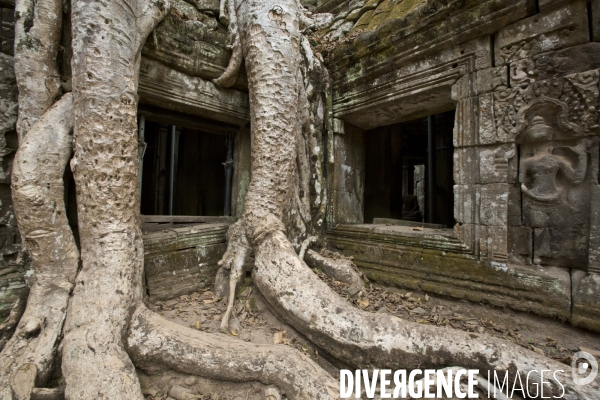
137 106 237 233
363 110 456 228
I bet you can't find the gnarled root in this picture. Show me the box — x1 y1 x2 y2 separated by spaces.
214 221 251 333
0 94 77 399
251 229 598 399
128 304 340 400
212 0 242 88
304 249 365 290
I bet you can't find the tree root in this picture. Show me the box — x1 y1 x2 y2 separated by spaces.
0 94 77 399
212 0 242 88
128 304 340 400
304 249 365 290
251 229 598 399
213 221 251 333
14 0 63 140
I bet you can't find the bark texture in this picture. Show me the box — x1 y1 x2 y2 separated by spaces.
0 94 76 399
14 0 63 140
61 1 169 398
128 304 339 400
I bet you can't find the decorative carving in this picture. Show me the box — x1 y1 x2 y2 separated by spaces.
515 98 592 268
494 70 599 144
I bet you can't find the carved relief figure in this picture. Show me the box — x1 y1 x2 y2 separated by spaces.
516 99 592 267
519 116 587 226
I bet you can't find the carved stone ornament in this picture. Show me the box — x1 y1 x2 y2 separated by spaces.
515 97 592 268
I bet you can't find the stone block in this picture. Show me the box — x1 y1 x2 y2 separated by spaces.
592 0 600 42
478 93 495 145
453 147 477 185
589 184 600 273
454 185 475 224
454 98 477 147
143 223 229 301
478 183 509 226
572 272 600 332
508 225 533 265
486 225 508 261
478 144 516 183
532 43 600 81
507 184 522 225
475 66 508 95
495 0 589 65
451 74 474 102
138 58 250 126
534 227 589 269
333 189 363 224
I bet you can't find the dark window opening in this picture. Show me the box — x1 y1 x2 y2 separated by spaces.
140 120 231 217
363 110 455 227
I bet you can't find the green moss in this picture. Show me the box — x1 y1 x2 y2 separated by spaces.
389 0 423 20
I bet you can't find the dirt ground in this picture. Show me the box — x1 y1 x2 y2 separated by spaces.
138 259 600 400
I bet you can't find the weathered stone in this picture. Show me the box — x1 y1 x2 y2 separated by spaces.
478 183 508 226
572 271 600 332
475 66 508 95
508 225 532 265
532 43 600 81
453 147 477 185
454 97 477 147
478 144 516 183
138 58 250 126
453 184 475 224
143 223 230 302
478 93 495 144
327 224 571 320
495 0 589 65
141 1 247 88
593 0 600 42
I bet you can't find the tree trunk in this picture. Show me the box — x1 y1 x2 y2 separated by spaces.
0 93 77 399
61 1 169 397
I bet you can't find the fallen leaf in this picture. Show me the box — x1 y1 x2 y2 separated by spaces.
358 298 370 309
273 330 288 345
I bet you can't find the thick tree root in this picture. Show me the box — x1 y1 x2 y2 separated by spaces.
14 0 63 140
128 304 340 400
61 1 171 398
0 94 77 399
304 249 365 290
251 229 598 399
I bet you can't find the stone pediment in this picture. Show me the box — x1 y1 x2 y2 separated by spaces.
141 0 248 91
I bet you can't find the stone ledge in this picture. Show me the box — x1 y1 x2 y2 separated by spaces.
572 271 600 333
326 224 572 322
143 222 230 302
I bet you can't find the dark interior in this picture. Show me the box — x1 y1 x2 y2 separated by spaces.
140 120 229 217
363 110 455 227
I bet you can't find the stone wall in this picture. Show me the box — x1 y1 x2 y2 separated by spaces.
327 0 600 332
143 223 230 302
